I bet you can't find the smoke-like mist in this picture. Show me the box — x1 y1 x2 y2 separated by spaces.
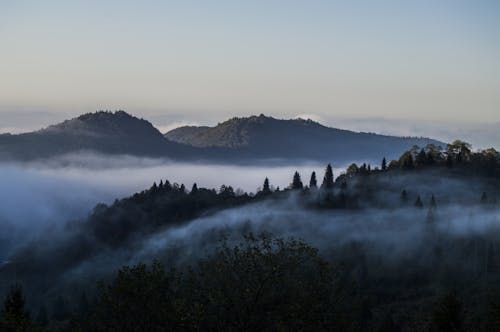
52 171 499 291
0 153 344 258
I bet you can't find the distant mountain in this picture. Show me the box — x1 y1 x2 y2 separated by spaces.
0 111 194 160
165 114 445 162
0 111 445 163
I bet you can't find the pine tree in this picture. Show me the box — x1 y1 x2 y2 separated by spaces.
3 284 28 321
430 194 437 209
291 171 303 190
2 284 32 330
381 157 387 171
309 172 317 189
164 180 172 191
414 195 424 208
191 183 198 195
322 164 334 189
262 177 271 194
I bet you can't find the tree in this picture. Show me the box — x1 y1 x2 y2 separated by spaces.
381 157 387 171
91 236 345 331
400 190 409 204
262 177 271 194
430 194 437 209
92 261 181 332
432 292 465 332
186 234 342 331
346 163 359 177
3 284 28 320
309 172 317 189
416 149 427 166
322 164 334 189
414 195 423 208
447 140 472 163
291 171 303 190
399 152 414 169
191 183 198 195
1 284 32 331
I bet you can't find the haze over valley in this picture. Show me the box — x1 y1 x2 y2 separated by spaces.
1 1 500 331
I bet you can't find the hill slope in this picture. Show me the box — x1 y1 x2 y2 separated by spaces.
0 111 445 163
0 111 194 160
166 114 444 162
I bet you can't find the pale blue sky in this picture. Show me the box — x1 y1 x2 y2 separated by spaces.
0 0 499 124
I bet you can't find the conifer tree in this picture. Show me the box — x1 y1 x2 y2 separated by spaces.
430 194 437 209
291 171 303 190
381 157 387 171
3 284 28 321
414 195 424 208
262 177 271 194
481 192 488 204
191 183 198 195
322 164 334 189
309 172 317 189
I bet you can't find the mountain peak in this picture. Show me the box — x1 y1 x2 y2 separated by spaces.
41 110 163 139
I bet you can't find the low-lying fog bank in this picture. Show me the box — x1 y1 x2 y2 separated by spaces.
0 153 347 255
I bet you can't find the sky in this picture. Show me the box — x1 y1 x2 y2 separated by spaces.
0 1 499 141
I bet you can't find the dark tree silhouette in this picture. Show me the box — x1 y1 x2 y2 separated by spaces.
291 171 303 190
309 172 317 189
430 194 437 209
381 157 387 171
322 164 334 189
400 190 409 204
3 284 28 320
1 284 33 331
262 177 271 194
191 183 198 195
414 195 423 208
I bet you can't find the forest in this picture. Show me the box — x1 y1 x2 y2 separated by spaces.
1 140 500 331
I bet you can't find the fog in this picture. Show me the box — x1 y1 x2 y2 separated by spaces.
0 157 499 309
0 153 344 255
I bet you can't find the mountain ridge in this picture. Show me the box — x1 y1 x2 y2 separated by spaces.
165 113 444 161
0 110 445 163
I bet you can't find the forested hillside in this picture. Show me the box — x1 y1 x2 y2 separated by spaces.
1 141 499 331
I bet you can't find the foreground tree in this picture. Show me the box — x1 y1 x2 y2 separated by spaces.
92 261 180 332
185 234 344 331
91 235 347 331
0 284 35 332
